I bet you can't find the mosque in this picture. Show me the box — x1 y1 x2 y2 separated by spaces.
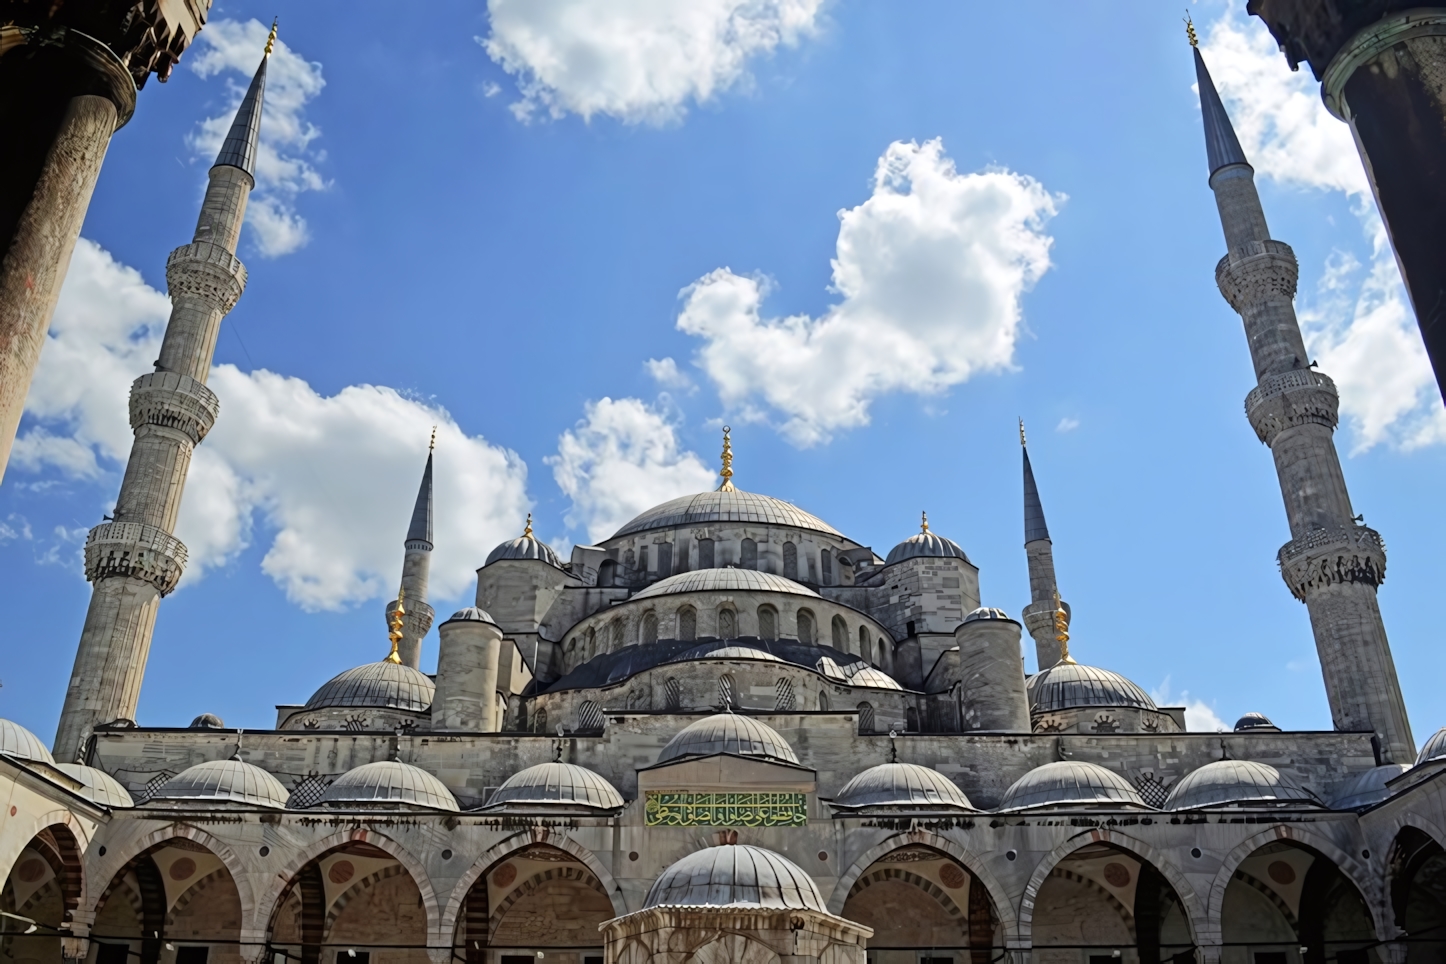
1 24 1445 964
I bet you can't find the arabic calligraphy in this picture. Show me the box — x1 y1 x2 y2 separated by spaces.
644 791 807 827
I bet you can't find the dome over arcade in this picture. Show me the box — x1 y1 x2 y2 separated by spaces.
304 660 435 713
656 714 799 766
149 759 289 809
832 762 975 812
848 667 903 690
632 568 821 602
316 761 459 811
1330 764 1409 810
613 489 842 540
673 643 785 663
1233 712 1279 732
998 761 1147 811
57 763 133 808
886 515 970 566
1027 662 1156 713
485 514 562 568
644 844 825 911
1417 727 1446 766
0 718 54 764
482 761 623 812
1164 760 1322 811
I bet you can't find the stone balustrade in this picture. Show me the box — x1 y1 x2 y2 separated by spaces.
1277 523 1387 601
83 521 188 596
165 240 247 312
1244 367 1340 444
128 371 219 445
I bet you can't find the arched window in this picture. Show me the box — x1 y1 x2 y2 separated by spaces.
533 708 548 734
698 538 715 568
610 620 625 652
678 606 697 641
859 626 870 661
585 627 596 660
639 545 650 572
877 638 888 669
758 606 777 641
496 692 508 730
797 609 816 645
783 541 798 580
820 548 833 585
664 677 682 710
565 637 577 665
831 614 848 650
906 706 919 732
597 559 616 587
775 678 796 711
641 611 658 644
818 690 830 711
658 542 673 576
857 702 875 735
718 608 737 638
624 548 636 568
718 674 737 709
741 538 758 569
577 700 604 731
676 541 690 572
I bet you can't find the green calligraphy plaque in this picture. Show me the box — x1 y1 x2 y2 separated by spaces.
644 791 807 827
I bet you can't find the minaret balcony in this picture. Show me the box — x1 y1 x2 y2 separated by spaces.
83 522 188 595
1244 368 1340 445
1215 239 1299 312
1277 524 1386 601
129 371 219 445
166 241 247 312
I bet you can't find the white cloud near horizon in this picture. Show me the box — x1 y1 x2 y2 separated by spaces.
188 18 328 258
479 0 825 124
1201 11 1446 450
676 138 1059 446
1151 677 1230 733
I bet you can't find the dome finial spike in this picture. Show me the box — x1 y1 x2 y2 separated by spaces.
920 510 929 534
718 425 736 492
1053 589 1075 665
385 587 406 664
523 513 534 539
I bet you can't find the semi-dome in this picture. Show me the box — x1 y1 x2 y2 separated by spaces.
632 568 821 601
1027 662 1156 713
189 713 225 729
316 761 459 811
964 607 1012 623
644 845 825 911
673 643 785 663
149 759 289 809
832 763 975 812
998 761 1148 811
885 531 970 566
1417 727 1446 766
848 667 903 690
656 715 799 766
1233 712 1279 732
1330 764 1409 810
1164 760 1322 810
482 761 623 811
485 525 562 568
442 606 499 626
304 661 435 713
57 763 134 808
0 719 54 764
614 489 842 539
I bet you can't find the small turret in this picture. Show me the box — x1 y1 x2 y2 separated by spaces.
1017 421 1068 670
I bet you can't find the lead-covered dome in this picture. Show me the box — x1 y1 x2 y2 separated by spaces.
964 607 1012 624
1417 727 1446 767
57 764 134 808
632 568 821 601
614 489 841 539
644 845 825 910
848 667 903 690
1164 760 1322 810
482 761 623 812
304 661 435 713
149 759 289 809
657 715 799 765
1233 712 1279 732
1027 662 1155 713
316 761 459 811
832 763 975 812
999 761 1147 811
0 719 54 764
485 530 562 568
443 606 498 626
1330 764 1408 810
886 531 970 566
673 643 785 663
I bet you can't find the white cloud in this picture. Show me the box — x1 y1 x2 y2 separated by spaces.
18 240 530 612
676 138 1058 446
479 0 825 124
645 357 695 391
1201 11 1446 450
188 18 328 257
1151 677 1230 733
548 397 716 544
1055 416 1079 433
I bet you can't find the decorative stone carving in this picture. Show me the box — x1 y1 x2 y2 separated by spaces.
83 522 187 595
1245 368 1340 444
166 241 247 313
1278 524 1387 601
128 371 219 444
1215 239 1299 311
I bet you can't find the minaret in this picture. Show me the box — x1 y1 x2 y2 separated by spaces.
384 434 436 669
1018 421 1068 670
1191 29 1414 762
53 26 276 759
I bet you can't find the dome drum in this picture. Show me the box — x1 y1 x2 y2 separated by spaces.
1027 663 1181 736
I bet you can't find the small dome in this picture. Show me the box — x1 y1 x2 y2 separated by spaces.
1416 727 1446 766
149 759 289 809
1234 712 1279 732
442 607 499 626
632 568 821 601
644 845 825 911
1330 764 1409 810
317 761 459 811
614 489 841 539
304 661 435 713
485 533 562 568
886 531 970 566
963 607 1012 623
849 667 903 691
674 643 785 663
999 761 1148 811
190 713 225 729
833 763 975 812
1164 760 1322 811
483 762 623 811
1027 662 1156 713
0 719 54 764
656 715 799 766
57 764 133 808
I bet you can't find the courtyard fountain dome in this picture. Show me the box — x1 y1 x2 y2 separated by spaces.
1417 726 1446 766
148 759 289 809
485 514 562 568
998 761 1148 811
644 844 826 910
316 760 459 811
1164 760 1323 810
832 762 976 812
303 660 435 713
57 763 134 808
1026 662 1156 713
481 761 623 812
0 718 55 765
612 489 842 539
656 714 799 766
632 568 822 602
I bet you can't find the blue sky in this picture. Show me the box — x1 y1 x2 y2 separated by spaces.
3 0 1444 745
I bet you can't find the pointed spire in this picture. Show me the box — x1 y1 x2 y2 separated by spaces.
1189 22 1249 177
718 425 736 492
212 21 275 177
1021 420 1051 544
920 511 929 534
405 443 434 550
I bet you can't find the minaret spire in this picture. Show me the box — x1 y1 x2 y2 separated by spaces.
1018 421 1068 671
387 436 437 669
718 425 736 492
212 24 273 179
1192 40 1413 762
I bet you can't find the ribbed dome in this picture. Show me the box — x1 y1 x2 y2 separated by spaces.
1233 712 1279 732
316 761 459 811
632 568 821 601
57 764 133 808
614 489 842 539
483 762 623 811
1027 662 1156 713
886 531 970 566
485 534 562 568
832 763 975 812
674 643 785 663
964 607 1012 623
189 713 225 729
999 761 1147 811
1416 727 1446 766
657 715 799 765
0 719 54 764
644 845 825 910
1330 764 1408 810
849 667 903 690
304 661 435 713
442 607 499 626
149 759 289 809
1164 760 1322 810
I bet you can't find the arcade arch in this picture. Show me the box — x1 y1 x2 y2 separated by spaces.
1388 826 1445 962
1 824 83 964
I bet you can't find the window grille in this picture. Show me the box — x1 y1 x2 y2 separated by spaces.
577 701 604 731
665 677 682 710
775 678 795 711
287 775 332 809
718 674 737 709
857 702 875 734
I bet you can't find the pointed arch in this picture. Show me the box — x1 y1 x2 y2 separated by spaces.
1 809 91 916
83 823 255 930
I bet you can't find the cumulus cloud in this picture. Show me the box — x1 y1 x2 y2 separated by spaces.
645 357 695 392
479 0 824 124
187 18 327 257
17 240 530 611
1055 416 1080 433
1201 11 1446 449
1151 677 1230 733
548 397 716 544
676 138 1058 446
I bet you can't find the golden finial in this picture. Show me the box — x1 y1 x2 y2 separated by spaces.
385 587 406 664
1185 11 1199 48
1019 417 1027 447
920 511 930 534
523 513 534 539
718 426 736 492
265 19 278 56
1053 589 1075 665
429 425 436 452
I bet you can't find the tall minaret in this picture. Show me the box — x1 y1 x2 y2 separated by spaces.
1018 421 1068 671
53 27 275 759
1191 29 1414 762
384 435 436 669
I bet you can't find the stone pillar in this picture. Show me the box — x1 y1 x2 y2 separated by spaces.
434 611 504 731
955 613 1030 731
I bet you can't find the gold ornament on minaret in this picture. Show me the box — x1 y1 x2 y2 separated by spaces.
1019 417 1027 447
385 587 406 664
1053 589 1075 665
265 19 278 56
718 426 736 492
1184 11 1198 48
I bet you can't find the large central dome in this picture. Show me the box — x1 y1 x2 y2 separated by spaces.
612 489 842 539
